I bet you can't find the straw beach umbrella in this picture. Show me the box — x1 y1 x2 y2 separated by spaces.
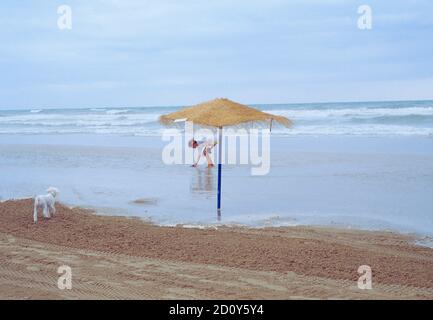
160 98 292 216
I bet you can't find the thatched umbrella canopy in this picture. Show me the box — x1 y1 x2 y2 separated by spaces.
160 98 292 128
159 98 292 217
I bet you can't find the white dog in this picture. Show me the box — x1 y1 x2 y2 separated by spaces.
33 187 59 223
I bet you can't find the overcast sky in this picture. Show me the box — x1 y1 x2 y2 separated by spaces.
1 0 433 108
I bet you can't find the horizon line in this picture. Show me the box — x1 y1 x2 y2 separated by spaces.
1 98 433 110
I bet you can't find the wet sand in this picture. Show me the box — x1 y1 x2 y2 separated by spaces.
1 199 433 299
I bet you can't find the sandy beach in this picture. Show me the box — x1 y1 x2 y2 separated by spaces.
1 198 432 299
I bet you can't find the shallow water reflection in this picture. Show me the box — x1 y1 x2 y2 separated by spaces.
190 167 214 194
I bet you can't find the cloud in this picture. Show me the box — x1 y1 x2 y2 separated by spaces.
0 0 432 107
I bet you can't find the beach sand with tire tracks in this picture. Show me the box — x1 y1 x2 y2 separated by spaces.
1 199 433 299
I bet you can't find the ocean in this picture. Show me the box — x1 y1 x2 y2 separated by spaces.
1 100 433 137
1 100 433 241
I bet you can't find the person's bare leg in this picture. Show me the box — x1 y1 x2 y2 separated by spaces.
205 149 214 168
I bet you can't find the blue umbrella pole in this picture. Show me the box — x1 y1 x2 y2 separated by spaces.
217 127 223 219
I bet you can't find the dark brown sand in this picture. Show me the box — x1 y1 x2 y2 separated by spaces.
1 199 433 299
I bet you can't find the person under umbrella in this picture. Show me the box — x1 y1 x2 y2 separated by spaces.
189 138 217 168
160 98 292 215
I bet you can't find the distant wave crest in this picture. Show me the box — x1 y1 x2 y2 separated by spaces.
106 109 129 115
1 102 432 136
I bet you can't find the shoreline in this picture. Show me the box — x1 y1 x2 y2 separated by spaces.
1 198 433 299
84 206 433 249
31 196 433 248
4 196 433 242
